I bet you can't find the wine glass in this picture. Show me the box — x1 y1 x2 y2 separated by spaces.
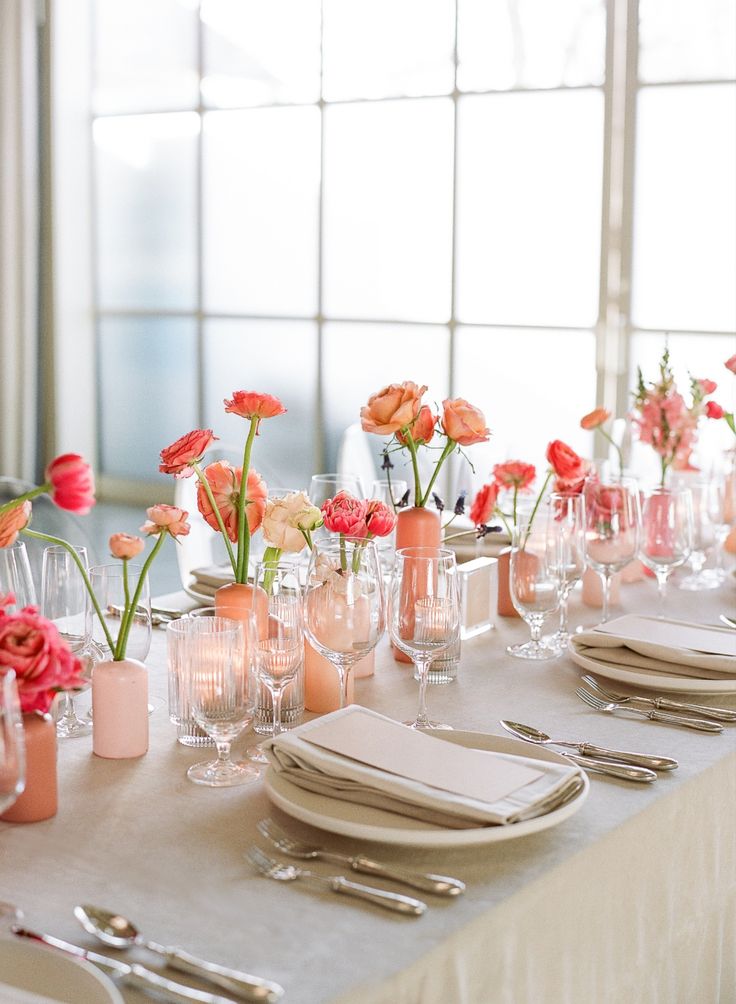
41 545 92 739
308 473 364 508
677 482 720 591
545 494 586 654
185 614 260 787
369 478 409 576
639 487 694 616
254 590 303 740
584 478 641 623
87 563 152 662
387 547 460 730
507 518 561 660
0 671 25 815
0 542 37 610
303 537 385 709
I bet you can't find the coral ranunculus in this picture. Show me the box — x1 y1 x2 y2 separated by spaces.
705 401 725 420
0 606 85 714
141 504 191 538
196 462 267 542
0 501 32 548
262 491 314 553
360 382 427 436
364 499 397 538
441 399 490 446
469 483 499 526
580 407 611 431
159 429 218 478
546 440 585 481
321 491 369 537
492 461 536 491
223 392 286 428
44 454 95 514
109 533 145 559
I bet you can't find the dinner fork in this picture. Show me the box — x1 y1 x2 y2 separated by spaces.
581 675 736 722
245 846 427 916
257 819 464 896
576 688 723 732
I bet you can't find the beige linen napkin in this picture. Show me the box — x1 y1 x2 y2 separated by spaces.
571 619 736 681
263 707 582 829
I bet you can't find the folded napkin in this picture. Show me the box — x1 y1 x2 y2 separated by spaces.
263 706 582 829
190 564 236 591
571 616 736 681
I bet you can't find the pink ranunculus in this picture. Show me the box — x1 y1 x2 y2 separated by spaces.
364 500 397 538
0 501 32 549
705 400 725 420
469 483 499 526
159 429 218 478
493 461 536 491
109 533 145 559
396 405 438 447
580 407 611 431
0 606 86 715
695 378 717 396
441 399 490 446
321 491 369 537
223 392 286 433
44 454 95 514
546 440 585 481
726 354 736 375
140 504 190 538
196 462 267 542
360 382 427 436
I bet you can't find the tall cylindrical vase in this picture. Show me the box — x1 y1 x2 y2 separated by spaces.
496 548 520 618
92 659 148 759
393 507 442 662
1 712 56 823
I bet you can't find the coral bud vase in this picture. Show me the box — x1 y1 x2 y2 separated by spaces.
92 659 148 759
581 567 622 608
304 640 356 713
496 548 519 618
1 712 56 823
215 582 269 639
393 507 442 661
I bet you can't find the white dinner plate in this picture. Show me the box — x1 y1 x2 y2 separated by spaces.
263 731 589 848
0 940 124 1004
568 646 736 695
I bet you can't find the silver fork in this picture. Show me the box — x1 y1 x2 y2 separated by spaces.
257 819 464 896
245 846 426 916
576 688 723 732
581 674 736 723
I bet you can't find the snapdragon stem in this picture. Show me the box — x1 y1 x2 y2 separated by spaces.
192 460 237 576
21 528 115 653
115 531 166 661
236 418 258 585
420 439 455 509
0 484 51 516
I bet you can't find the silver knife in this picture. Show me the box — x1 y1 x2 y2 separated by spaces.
628 694 736 723
499 720 678 771
553 753 657 783
13 928 281 1004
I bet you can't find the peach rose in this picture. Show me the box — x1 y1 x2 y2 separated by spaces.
159 429 218 478
0 501 32 549
580 407 611 431
196 462 267 542
360 382 427 436
109 533 145 559
140 504 190 538
441 399 490 446
396 405 438 447
44 454 95 514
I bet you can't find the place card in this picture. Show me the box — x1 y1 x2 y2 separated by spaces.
595 615 736 658
302 707 543 805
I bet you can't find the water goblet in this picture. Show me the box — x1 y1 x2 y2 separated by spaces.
387 547 460 729
369 478 409 577
507 519 561 660
639 487 694 615
584 478 641 623
303 538 385 710
0 542 37 611
676 481 720 591
0 671 25 815
545 494 586 654
308 473 365 508
254 594 303 739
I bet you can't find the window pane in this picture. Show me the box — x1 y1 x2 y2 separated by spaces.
453 327 596 492
322 0 454 101
201 0 321 107
95 114 198 311
203 320 319 489
322 323 450 475
639 0 736 84
203 108 320 316
98 318 197 481
458 0 605 92
456 92 603 327
323 100 454 322
93 0 198 114
632 85 736 332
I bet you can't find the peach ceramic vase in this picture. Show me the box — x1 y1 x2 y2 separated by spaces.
392 507 442 661
581 567 622 609
215 582 269 638
92 659 149 759
304 639 355 713
496 548 520 618
1 712 57 823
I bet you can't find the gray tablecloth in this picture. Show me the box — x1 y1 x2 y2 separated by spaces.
1 575 735 1004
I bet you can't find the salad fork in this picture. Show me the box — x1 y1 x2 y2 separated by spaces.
576 688 723 732
581 674 736 722
245 846 427 916
257 818 464 896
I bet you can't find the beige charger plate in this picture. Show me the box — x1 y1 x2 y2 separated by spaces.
568 645 736 695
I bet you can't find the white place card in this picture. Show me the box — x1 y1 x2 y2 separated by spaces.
595 615 736 658
302 707 543 805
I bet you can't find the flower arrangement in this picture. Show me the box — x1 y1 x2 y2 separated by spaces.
0 594 85 715
360 382 490 509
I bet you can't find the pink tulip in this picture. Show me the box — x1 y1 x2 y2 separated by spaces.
364 499 397 538
44 454 95 514
321 491 369 537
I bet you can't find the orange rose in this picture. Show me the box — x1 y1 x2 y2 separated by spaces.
580 407 611 431
0 502 31 549
360 382 427 436
441 399 490 446
396 405 438 447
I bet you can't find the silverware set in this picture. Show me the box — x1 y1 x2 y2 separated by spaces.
580 675 736 723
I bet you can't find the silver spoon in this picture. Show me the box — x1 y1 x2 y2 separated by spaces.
74 905 283 1003
501 721 678 770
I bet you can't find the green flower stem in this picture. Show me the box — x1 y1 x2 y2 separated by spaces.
660 456 668 489
523 470 553 547
0 484 51 516
385 462 396 511
261 545 282 595
599 427 625 478
122 559 131 612
725 412 736 436
21 528 115 653
513 486 518 529
496 509 513 538
299 527 314 551
339 534 347 572
192 460 237 576
115 531 166 661
403 431 424 508
419 439 455 509
236 417 259 585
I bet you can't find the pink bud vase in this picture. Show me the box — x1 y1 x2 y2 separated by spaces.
92 659 148 759
1 712 56 823
304 639 356 713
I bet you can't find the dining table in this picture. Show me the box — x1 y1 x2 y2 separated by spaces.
1 572 734 1004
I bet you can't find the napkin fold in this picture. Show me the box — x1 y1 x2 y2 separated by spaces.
263 707 582 829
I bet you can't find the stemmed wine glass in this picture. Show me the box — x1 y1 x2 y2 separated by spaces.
676 481 720 591
545 494 586 654
308 474 364 508
369 478 409 578
303 537 384 709
584 478 641 623
0 542 37 611
507 518 561 660
0 671 25 814
387 547 460 729
639 487 694 616
254 590 303 740
41 545 92 738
